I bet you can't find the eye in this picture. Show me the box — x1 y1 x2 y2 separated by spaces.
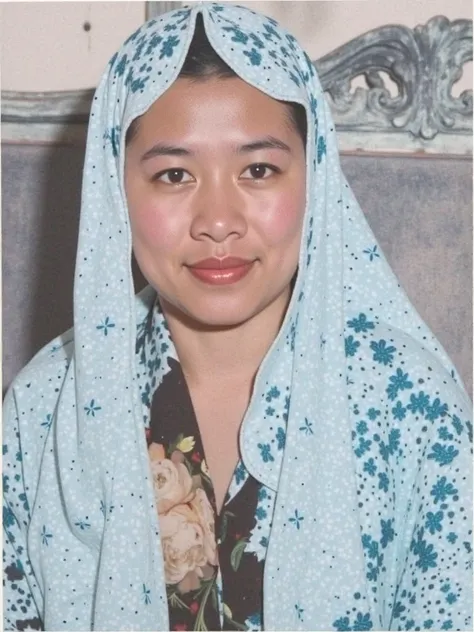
241 163 280 180
153 168 193 184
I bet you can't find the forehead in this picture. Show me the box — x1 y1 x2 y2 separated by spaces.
129 76 297 143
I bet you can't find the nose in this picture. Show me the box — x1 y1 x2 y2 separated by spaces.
190 178 247 244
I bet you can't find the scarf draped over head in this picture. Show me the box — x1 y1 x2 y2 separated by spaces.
4 3 471 631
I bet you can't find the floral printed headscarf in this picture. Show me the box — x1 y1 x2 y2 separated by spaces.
4 3 471 631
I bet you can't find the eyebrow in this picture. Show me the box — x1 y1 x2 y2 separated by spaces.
140 135 292 162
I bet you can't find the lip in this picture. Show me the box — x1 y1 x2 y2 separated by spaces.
187 257 255 285
188 257 253 270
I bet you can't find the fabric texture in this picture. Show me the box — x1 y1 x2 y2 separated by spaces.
3 3 472 631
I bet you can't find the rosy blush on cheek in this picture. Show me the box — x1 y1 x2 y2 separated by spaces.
261 192 306 246
130 203 182 252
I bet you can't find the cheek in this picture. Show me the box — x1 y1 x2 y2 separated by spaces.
259 188 306 246
129 199 182 253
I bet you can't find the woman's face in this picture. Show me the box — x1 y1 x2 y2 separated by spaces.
124 76 306 330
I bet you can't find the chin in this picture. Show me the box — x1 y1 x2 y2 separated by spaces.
176 300 263 331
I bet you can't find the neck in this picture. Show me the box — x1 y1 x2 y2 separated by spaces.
160 291 290 391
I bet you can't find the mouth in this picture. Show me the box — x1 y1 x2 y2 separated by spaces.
186 257 255 285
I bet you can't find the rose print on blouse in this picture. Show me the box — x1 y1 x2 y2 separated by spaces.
148 441 218 592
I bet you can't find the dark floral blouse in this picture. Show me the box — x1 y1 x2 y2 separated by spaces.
148 357 267 631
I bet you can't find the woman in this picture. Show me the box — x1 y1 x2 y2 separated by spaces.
3 3 472 631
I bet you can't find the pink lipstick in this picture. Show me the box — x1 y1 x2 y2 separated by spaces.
187 257 255 285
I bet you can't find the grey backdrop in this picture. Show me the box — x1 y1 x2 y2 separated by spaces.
2 143 472 396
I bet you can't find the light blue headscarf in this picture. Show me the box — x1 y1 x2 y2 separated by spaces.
3 3 472 631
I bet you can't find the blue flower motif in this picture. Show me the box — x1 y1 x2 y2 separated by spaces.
235 461 247 485
258 443 274 463
317 136 327 163
381 518 395 548
347 313 375 333
115 54 128 76
142 583 151 605
265 406 275 416
259 536 268 548
363 245 380 262
438 426 454 441
223 26 249 45
103 126 121 157
361 534 379 559
367 408 380 421
451 415 463 435
257 487 267 501
262 22 281 42
353 612 373 631
467 420 473 443
299 418 314 435
295 604 304 621
159 35 180 59
392 601 406 619
428 443 459 466
370 339 396 365
355 437 372 458
309 94 318 116
276 427 286 450
386 368 413 401
41 413 53 429
411 529 438 572
379 428 401 461
425 398 448 421
431 476 458 503
289 71 301 86
440 582 451 593
3 506 15 528
407 391 430 415
266 386 280 402
392 401 406 421
446 593 457 604
363 458 377 476
356 420 368 435
41 525 53 546
345 335 361 357
84 399 102 417
74 519 91 531
424 620 434 629
378 472 389 492
289 509 304 530
333 616 352 631
249 33 264 49
96 316 116 336
447 532 457 543
255 506 267 520
245 612 261 629
243 48 262 66
441 620 453 630
145 33 163 56
425 510 444 534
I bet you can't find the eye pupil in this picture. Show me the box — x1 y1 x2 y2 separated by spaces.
250 164 267 178
168 169 184 183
